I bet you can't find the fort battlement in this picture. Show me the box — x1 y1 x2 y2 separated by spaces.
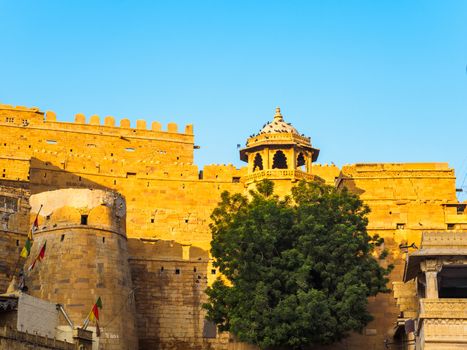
0 104 194 139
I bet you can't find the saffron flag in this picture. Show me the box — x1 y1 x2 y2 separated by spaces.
20 209 41 259
20 239 32 258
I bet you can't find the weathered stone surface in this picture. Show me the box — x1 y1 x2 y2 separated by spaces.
0 104 466 350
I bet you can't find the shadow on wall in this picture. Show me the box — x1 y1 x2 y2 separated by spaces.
336 177 366 197
29 157 112 195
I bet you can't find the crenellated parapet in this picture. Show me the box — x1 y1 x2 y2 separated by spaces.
45 111 194 137
0 104 194 138
0 104 198 179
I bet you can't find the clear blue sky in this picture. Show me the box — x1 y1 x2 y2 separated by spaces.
1 1 467 195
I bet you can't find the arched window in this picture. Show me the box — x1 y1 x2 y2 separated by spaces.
253 153 263 172
272 150 288 169
297 152 306 171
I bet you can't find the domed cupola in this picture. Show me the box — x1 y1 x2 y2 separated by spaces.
240 107 320 186
258 108 300 135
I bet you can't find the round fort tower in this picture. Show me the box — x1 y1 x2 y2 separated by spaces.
25 188 137 350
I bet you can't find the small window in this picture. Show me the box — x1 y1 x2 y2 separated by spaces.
448 223 456 230
457 205 466 215
193 267 197 272
126 172 136 178
81 215 88 225
232 177 240 183
151 218 155 223
160 266 164 272
125 147 135 152
102 237 105 243
16 240 19 246
211 269 216 275
46 140 57 145
61 234 65 242
175 268 180 275
396 223 405 230
46 215 51 220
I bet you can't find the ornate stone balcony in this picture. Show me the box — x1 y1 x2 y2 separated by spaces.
418 299 467 348
243 169 314 183
419 298 467 319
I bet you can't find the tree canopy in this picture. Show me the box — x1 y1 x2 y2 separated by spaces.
203 179 392 350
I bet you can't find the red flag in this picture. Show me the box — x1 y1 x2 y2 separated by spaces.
92 303 99 321
38 242 46 260
28 241 47 271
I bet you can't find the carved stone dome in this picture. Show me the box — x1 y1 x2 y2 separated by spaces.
257 107 299 135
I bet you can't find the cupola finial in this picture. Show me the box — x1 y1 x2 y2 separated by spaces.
274 107 283 121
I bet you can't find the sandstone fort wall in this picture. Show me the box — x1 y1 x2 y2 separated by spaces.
0 103 465 350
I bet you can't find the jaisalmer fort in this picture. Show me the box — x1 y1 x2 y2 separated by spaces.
0 102 466 350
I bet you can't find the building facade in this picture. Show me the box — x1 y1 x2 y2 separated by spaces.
0 103 466 349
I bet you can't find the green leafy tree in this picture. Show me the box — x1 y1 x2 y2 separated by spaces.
203 179 392 350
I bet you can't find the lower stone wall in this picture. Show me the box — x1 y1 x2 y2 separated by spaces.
0 326 75 350
129 239 229 350
0 230 24 293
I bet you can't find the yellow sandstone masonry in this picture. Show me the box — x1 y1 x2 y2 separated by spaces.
0 103 466 350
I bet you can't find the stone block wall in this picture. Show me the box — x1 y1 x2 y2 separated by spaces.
0 174 30 292
129 239 229 350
